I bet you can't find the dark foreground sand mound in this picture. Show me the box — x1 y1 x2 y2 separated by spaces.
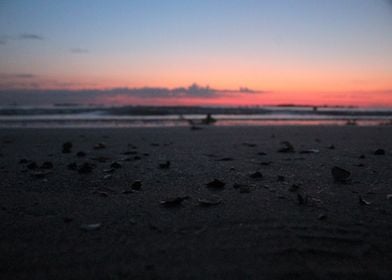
1 126 392 279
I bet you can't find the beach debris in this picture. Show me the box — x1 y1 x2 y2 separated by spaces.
94 142 106 150
299 149 319 154
122 151 137 155
76 151 86 157
331 166 351 183
216 157 234 162
233 183 253 193
359 195 371 206
159 161 171 169
242 143 257 148
278 141 295 153
318 213 327 220
40 161 53 169
103 168 115 174
289 184 300 192
128 144 137 149
249 171 263 179
355 163 365 167
297 193 308 205
62 142 72 153
257 152 267 156
359 154 366 159
387 194 392 201
131 180 142 190
206 179 225 189
27 161 38 170
63 217 73 223
110 161 122 169
190 126 203 131
78 162 95 174
93 190 109 197
328 145 335 150
277 175 285 182
30 170 51 178
374 149 386 155
160 196 190 208
91 156 111 163
260 161 273 166
103 174 112 180
19 158 29 164
67 162 77 170
198 196 222 206
80 223 102 231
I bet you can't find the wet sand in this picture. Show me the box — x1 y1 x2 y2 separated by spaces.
1 126 392 279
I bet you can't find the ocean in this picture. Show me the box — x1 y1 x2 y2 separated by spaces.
1 105 392 128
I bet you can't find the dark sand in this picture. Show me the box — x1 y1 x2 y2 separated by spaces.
1 126 392 279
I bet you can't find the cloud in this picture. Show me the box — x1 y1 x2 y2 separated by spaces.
0 83 266 105
70 48 89 54
19 33 45 40
0 73 36 80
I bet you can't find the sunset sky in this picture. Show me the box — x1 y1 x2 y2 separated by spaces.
0 0 392 107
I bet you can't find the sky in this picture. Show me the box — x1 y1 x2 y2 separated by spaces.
0 0 392 107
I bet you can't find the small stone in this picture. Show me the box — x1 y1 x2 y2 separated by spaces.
299 149 319 154
289 184 300 192
80 223 101 231
122 151 137 155
27 162 38 170
160 196 189 208
278 141 295 153
297 193 308 205
110 161 122 169
63 217 73 223
233 183 252 193
131 180 142 190
331 166 351 183
249 171 263 179
62 142 72 153
76 151 86 157
94 143 106 150
78 162 94 174
277 175 285 182
30 170 51 178
67 162 77 171
242 143 257 147
206 179 225 189
374 149 386 155
216 157 234 162
159 161 171 169
41 161 53 169
198 197 222 206
359 195 371 206
318 213 327 220
103 174 112 180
